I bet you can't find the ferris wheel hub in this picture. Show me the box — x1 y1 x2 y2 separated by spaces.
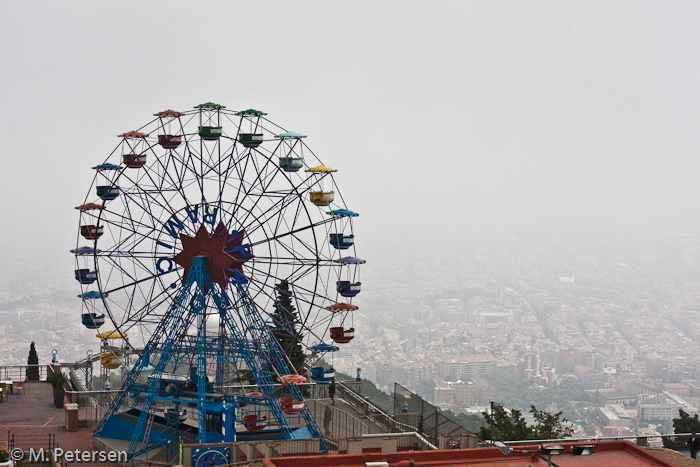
173 224 238 289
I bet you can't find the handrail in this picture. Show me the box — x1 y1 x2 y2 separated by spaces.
0 364 51 381
337 382 419 434
502 432 695 446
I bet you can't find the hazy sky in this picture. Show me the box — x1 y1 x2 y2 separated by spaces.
1 1 699 273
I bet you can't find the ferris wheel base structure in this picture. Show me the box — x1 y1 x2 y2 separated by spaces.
93 256 329 461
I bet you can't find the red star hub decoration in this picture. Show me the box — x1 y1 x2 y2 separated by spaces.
173 222 251 289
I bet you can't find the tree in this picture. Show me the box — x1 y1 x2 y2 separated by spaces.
27 341 39 380
478 408 532 441
531 405 573 439
663 409 700 450
584 423 598 436
269 280 305 374
478 405 572 442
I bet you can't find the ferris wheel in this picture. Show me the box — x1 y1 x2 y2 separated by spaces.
73 103 361 356
73 103 364 453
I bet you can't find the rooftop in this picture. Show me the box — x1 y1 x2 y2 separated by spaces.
262 442 700 467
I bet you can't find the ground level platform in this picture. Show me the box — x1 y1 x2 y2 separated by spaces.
0 380 121 467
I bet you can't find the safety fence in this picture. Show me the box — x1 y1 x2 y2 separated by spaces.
0 365 51 382
307 399 370 441
393 382 477 446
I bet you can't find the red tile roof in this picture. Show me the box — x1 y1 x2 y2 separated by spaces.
262 442 684 467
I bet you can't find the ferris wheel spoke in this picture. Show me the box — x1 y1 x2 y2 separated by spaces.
245 262 331 304
124 283 178 326
231 154 275 228
244 270 332 336
133 157 197 213
99 267 179 296
248 218 333 251
117 186 180 234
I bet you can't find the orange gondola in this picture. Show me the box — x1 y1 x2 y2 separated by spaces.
277 374 308 384
75 203 104 211
119 131 148 138
326 303 359 312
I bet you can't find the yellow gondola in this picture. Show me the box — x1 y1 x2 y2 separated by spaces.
97 330 127 339
100 352 123 369
305 165 337 173
309 191 335 206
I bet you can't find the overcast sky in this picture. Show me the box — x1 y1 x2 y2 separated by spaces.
1 1 699 278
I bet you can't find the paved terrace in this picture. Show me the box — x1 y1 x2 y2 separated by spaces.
0 381 121 467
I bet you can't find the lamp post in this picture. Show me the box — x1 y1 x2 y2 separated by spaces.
489 401 504 444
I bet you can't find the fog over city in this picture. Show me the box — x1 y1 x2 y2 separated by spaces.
1 1 700 434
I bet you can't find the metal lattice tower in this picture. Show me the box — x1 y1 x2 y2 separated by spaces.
94 256 328 460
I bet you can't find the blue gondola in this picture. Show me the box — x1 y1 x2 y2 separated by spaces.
126 363 155 372
329 234 354 250
92 163 120 171
71 246 101 255
78 291 109 299
277 131 306 139
96 185 119 201
327 209 359 217
337 280 361 297
333 256 366 265
279 156 304 172
81 313 105 329
75 269 98 284
310 366 336 383
310 343 340 353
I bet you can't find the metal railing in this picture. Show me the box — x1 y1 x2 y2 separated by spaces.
0 365 51 381
337 382 420 435
393 382 477 445
502 432 693 448
65 390 115 425
307 399 370 440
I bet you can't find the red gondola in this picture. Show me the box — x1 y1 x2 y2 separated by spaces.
80 225 104 240
330 326 354 344
279 396 305 413
243 414 268 430
123 154 147 168
158 134 182 149
155 110 183 148
75 203 104 211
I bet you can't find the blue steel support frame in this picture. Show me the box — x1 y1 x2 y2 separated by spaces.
235 285 328 451
93 261 200 441
94 256 328 461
